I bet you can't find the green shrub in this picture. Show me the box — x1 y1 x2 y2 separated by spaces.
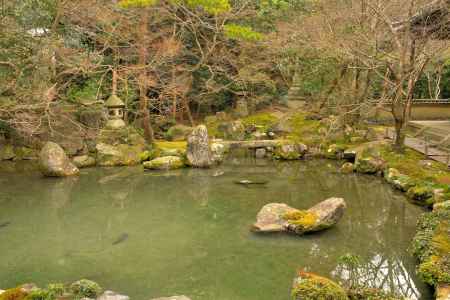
70 279 103 299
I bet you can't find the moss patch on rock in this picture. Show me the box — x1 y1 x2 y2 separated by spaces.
283 210 318 231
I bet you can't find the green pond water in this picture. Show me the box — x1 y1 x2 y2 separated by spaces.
0 159 433 300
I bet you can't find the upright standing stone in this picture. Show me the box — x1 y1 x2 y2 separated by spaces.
39 142 79 177
187 125 213 168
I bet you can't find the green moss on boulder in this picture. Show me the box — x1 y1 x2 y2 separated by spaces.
292 272 348 300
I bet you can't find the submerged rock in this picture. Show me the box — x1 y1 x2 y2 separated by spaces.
187 125 213 168
39 142 79 177
143 156 184 170
252 197 346 235
73 155 96 168
292 271 348 300
151 296 191 300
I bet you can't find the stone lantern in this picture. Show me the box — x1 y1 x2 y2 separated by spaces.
105 94 126 129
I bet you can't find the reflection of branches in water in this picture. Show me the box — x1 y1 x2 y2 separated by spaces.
332 254 422 300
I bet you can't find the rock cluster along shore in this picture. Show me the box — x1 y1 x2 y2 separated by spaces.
0 280 192 300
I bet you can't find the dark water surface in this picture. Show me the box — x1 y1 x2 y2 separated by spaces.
0 159 432 299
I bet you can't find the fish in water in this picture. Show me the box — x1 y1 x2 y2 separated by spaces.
212 170 225 177
112 233 129 245
0 221 11 229
234 180 268 185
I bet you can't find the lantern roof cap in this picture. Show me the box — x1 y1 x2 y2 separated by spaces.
105 94 125 108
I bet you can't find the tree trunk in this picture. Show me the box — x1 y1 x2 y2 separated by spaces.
138 8 154 143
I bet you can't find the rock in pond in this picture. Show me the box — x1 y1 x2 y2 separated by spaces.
292 271 348 300
39 142 79 177
150 297 191 300
273 142 307 160
252 197 346 235
73 155 96 168
187 125 213 168
143 156 184 170
98 290 129 300
340 162 354 174
255 148 266 159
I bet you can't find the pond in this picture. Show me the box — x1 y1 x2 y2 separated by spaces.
0 159 433 300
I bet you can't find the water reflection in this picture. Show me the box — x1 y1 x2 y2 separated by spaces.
332 254 422 299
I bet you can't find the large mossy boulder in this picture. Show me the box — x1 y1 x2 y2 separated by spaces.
95 126 147 167
96 143 144 167
273 142 308 160
292 271 348 300
143 156 184 170
186 125 213 168
252 197 346 235
165 125 193 141
406 184 435 207
39 142 79 177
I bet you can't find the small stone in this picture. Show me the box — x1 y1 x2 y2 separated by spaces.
211 142 226 164
255 148 266 159
340 162 354 174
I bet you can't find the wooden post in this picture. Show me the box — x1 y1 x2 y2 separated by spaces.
424 136 429 157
